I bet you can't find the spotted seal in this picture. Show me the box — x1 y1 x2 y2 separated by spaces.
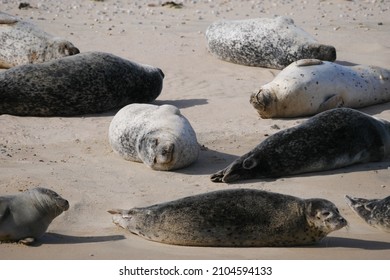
211 108 390 183
205 16 336 69
345 195 389 233
0 52 164 116
0 187 69 244
0 11 79 68
250 59 390 118
108 188 347 247
109 103 199 170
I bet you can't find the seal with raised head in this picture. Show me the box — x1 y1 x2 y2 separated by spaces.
345 195 389 233
109 103 199 171
0 52 164 116
0 187 69 244
0 11 79 68
205 16 336 69
250 59 390 118
211 108 390 183
108 188 347 247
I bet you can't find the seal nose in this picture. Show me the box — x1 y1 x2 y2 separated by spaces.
62 199 70 211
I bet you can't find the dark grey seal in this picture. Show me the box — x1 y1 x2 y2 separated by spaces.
108 188 347 247
0 52 164 116
345 195 389 233
211 108 390 183
205 16 336 69
0 187 69 245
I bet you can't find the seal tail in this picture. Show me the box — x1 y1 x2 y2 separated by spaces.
108 209 135 229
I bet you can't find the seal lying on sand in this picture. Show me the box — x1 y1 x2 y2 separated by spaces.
250 59 390 118
0 187 69 244
211 108 390 183
108 188 347 247
0 52 164 116
109 103 199 170
205 16 336 69
345 195 389 233
0 11 79 68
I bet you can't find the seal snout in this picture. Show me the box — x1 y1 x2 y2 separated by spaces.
250 89 275 118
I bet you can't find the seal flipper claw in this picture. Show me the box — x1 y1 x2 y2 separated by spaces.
19 237 35 245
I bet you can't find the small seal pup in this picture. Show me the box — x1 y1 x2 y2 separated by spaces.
250 59 390 118
0 52 164 116
108 188 347 247
345 195 389 233
211 108 390 183
205 16 336 69
109 103 199 170
0 187 69 244
0 11 79 68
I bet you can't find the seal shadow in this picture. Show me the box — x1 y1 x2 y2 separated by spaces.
153 98 208 109
316 236 390 250
359 101 390 116
29 232 125 247
176 146 239 176
65 98 209 118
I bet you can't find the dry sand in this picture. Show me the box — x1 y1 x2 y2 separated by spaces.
0 0 389 259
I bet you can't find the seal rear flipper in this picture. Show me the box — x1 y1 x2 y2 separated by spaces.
210 170 224 183
108 209 135 229
295 59 323 67
318 95 344 112
0 12 18 24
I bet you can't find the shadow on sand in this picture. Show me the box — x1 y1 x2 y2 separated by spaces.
29 232 126 247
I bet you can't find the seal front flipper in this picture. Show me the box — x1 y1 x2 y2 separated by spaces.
18 237 35 245
0 199 11 224
318 95 344 112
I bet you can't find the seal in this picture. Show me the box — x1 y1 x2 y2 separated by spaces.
0 51 164 116
109 103 199 170
205 16 336 69
250 59 390 118
345 195 390 233
0 11 79 68
211 108 390 183
0 187 69 244
108 188 347 247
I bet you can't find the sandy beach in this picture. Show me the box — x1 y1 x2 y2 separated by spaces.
0 0 389 259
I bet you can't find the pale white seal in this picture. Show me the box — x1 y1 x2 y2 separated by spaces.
345 195 389 233
0 187 69 244
250 59 390 118
109 103 199 171
0 11 79 68
108 188 347 247
205 16 336 69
